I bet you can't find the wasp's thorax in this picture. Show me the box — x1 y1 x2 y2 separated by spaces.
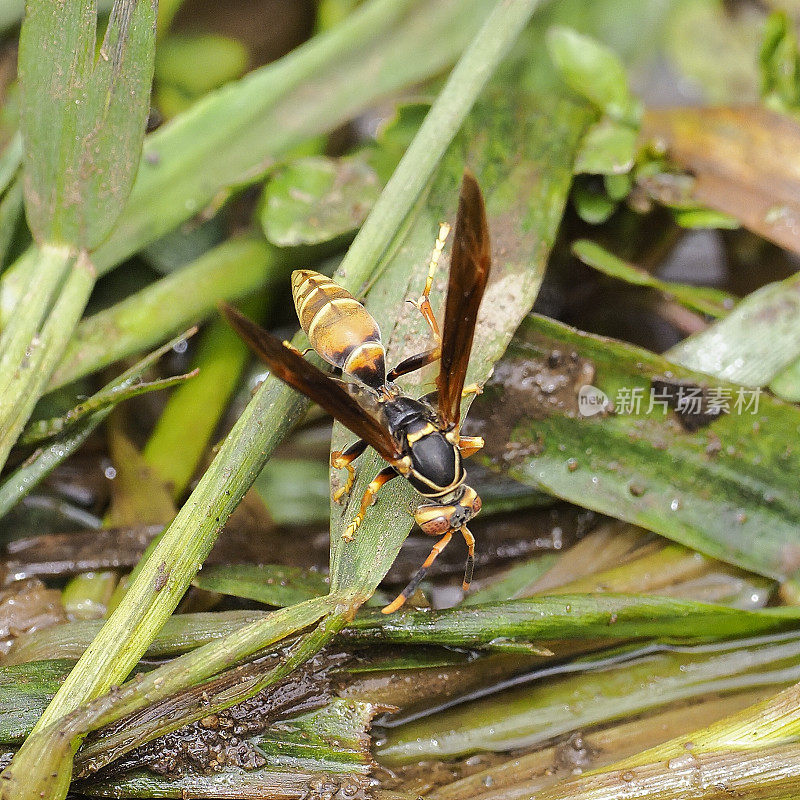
378 395 466 498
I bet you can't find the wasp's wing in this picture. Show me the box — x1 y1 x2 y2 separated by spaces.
436 171 491 427
221 303 402 462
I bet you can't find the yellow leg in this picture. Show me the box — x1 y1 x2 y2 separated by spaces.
381 530 453 614
462 382 483 398
458 435 484 458
409 221 450 342
281 340 313 357
331 439 368 504
343 466 398 541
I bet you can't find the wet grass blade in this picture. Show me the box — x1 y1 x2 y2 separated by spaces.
667 270 800 387
192 565 329 608
345 595 800 648
376 632 800 763
18 0 155 248
472 314 800 583
18 370 197 447
0 661 73 744
6 610 270 665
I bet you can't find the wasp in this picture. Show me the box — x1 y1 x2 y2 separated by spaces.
222 171 491 613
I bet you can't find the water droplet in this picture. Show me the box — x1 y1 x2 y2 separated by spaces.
567 458 578 472
104 466 117 480
620 770 635 782
670 498 681 511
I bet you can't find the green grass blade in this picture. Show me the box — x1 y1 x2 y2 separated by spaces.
18 0 156 248
377 632 800 763
573 239 735 318
667 270 800 387
346 596 800 648
141 306 264 499
18 370 197 447
473 314 800 582
192 565 329 608
0 252 95 469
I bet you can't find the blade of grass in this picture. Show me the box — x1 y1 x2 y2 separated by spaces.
376 632 800 763
572 239 735 318
19 0 155 248
472 314 800 583
0 0 498 325
18 370 197 447
0 252 95 468
141 297 268 500
345 595 800 649
0 0 156 474
6 610 270 665
0 330 197 517
667 270 800 387
192 565 328 608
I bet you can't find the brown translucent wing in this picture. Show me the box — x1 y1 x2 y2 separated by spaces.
436 171 491 427
220 303 402 462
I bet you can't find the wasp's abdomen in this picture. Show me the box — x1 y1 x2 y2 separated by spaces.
291 270 386 390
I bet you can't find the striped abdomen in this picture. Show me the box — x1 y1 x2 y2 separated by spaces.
291 270 386 391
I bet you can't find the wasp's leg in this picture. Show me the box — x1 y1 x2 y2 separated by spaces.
387 346 440 382
343 465 400 541
412 221 451 339
457 436 484 458
281 340 313 357
381 530 454 614
460 525 476 591
331 439 368 504
461 382 483 398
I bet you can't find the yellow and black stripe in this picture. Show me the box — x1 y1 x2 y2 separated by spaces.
291 270 386 390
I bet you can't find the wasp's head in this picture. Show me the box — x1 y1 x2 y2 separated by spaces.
414 485 482 536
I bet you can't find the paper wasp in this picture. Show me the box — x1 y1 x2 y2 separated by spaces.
222 171 490 613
